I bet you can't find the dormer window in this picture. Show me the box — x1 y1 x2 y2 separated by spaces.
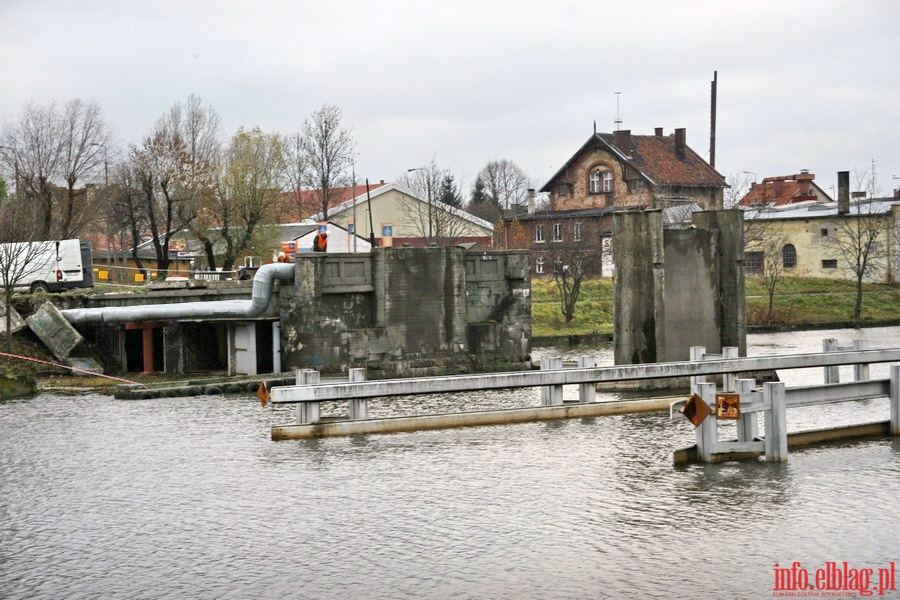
589 168 613 194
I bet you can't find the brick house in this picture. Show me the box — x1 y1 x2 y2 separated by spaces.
501 127 726 277
738 170 833 207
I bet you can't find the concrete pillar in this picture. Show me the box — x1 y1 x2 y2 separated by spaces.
295 369 320 424
853 339 869 381
823 339 840 384
696 382 717 462
735 378 759 443
764 381 788 462
540 356 563 406
578 356 596 403
689 346 707 394
348 368 368 420
890 365 899 436
722 346 739 392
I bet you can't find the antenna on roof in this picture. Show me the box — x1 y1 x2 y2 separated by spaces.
614 92 623 131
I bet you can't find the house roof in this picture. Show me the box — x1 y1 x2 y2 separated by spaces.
276 181 389 223
504 205 643 222
540 130 726 193
745 198 900 221
309 181 494 231
738 173 832 207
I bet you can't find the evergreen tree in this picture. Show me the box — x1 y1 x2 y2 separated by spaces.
438 174 463 208
469 176 488 205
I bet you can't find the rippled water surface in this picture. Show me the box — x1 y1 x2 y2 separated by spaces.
2 327 899 599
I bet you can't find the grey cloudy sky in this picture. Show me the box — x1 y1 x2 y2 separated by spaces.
3 0 898 197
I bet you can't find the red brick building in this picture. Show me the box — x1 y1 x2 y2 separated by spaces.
500 127 726 277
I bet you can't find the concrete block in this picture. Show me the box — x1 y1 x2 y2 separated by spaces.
25 301 84 360
0 302 26 334
64 357 104 375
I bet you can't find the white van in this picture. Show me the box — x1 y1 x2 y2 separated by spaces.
3 239 94 293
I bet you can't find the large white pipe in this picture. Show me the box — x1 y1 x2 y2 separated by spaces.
61 262 296 324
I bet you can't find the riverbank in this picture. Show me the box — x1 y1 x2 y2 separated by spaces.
532 276 900 339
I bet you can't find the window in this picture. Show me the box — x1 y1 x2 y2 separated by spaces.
535 256 544 274
348 223 355 234
573 222 582 241
822 259 838 269
745 251 764 275
535 224 544 242
552 223 562 242
589 168 613 193
782 244 797 268
382 225 393 237
820 227 828 236
631 179 645 192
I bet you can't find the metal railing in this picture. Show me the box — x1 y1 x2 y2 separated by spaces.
92 264 240 286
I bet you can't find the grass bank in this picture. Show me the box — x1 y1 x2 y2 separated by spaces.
532 277 900 338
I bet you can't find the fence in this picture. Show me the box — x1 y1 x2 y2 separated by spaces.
270 346 900 452
92 264 240 286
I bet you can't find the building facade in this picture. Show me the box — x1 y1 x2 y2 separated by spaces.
500 127 726 277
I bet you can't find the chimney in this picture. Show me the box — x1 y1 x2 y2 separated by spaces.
674 128 686 159
837 171 850 215
654 127 664 137
527 188 535 214
796 169 813 195
613 129 632 152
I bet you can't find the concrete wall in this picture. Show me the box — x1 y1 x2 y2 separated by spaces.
614 209 745 365
280 247 531 378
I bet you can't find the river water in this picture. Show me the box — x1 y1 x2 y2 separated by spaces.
2 326 899 599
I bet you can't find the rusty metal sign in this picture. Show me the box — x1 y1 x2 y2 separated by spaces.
680 393 711 427
257 381 270 407
715 393 740 420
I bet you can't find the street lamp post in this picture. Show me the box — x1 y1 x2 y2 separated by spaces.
742 170 757 184
407 167 433 244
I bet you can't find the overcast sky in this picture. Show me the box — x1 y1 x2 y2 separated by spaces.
2 0 898 198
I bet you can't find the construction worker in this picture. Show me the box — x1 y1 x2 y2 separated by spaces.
277 251 289 263
313 229 328 252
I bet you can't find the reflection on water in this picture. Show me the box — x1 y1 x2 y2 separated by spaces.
1 326 898 599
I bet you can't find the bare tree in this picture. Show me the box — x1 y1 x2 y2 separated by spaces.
58 99 112 238
298 104 356 219
476 159 533 209
397 158 442 242
1 101 64 239
216 127 285 270
282 132 308 222
831 201 894 319
723 171 753 209
745 228 791 323
0 201 51 350
130 97 220 273
548 243 597 324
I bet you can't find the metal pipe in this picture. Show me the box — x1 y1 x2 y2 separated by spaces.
61 262 295 324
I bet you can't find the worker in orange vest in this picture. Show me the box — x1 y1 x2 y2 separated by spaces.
313 229 328 252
